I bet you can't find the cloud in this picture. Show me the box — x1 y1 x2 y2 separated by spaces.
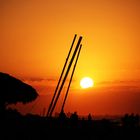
22 77 75 84
22 77 57 83
99 80 140 85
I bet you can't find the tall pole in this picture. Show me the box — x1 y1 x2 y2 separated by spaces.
49 36 82 117
46 34 77 117
61 44 82 113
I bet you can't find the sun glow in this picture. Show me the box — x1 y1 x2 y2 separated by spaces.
80 77 94 89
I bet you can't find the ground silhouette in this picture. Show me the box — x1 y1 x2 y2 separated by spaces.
2 110 140 140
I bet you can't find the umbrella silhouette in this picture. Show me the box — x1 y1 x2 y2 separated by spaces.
0 72 38 109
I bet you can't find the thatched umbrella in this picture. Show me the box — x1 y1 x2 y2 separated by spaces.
0 72 38 109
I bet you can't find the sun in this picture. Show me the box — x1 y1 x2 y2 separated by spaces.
80 77 94 89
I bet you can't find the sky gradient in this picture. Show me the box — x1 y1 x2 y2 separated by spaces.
1 0 140 115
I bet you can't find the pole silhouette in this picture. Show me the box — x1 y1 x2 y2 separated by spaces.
46 34 77 117
49 36 82 117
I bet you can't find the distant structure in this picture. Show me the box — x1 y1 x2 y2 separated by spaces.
46 34 83 117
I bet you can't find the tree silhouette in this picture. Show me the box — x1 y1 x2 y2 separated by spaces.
0 72 38 110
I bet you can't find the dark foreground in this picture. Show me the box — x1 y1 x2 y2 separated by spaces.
1 110 140 140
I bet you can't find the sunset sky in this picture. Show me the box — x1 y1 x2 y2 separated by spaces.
0 0 140 116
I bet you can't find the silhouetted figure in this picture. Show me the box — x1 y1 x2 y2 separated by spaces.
88 113 92 121
70 112 78 127
122 113 130 127
70 112 78 120
59 110 67 121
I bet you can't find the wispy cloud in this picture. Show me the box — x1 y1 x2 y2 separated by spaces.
22 77 57 83
98 80 140 85
22 77 75 83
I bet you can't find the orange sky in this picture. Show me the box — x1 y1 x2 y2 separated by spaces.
1 0 140 116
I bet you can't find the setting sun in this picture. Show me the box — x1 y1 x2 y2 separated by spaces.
80 77 94 89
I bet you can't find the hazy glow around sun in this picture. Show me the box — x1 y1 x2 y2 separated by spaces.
80 77 94 89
